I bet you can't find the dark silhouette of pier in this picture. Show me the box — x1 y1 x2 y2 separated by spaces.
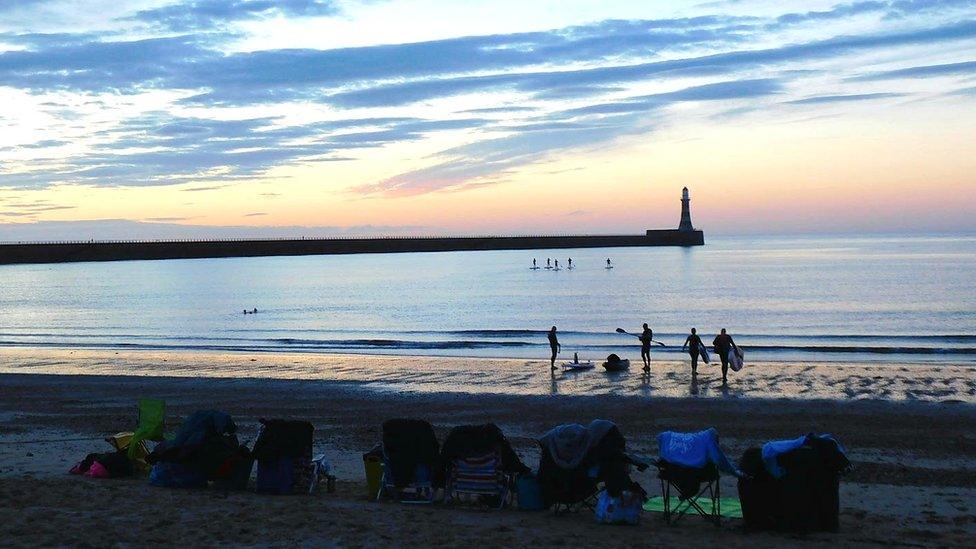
0 230 703 265
0 189 704 265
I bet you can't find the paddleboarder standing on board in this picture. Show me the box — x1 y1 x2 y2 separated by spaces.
548 326 561 373
682 328 705 375
713 328 739 385
639 323 653 373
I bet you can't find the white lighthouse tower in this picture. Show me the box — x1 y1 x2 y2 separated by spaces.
678 187 694 232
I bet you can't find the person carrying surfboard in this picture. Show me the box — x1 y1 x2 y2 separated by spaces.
548 326 561 373
712 328 739 385
682 328 707 375
639 323 653 373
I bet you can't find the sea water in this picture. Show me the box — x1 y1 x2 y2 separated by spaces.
0 234 973 364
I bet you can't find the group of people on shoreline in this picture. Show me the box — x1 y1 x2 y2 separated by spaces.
547 325 741 385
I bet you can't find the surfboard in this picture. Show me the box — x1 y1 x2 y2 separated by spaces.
729 348 744 372
562 361 594 371
605 266 614 270
698 343 710 364
530 266 540 270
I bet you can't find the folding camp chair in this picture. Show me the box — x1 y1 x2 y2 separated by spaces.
375 419 439 504
376 454 436 504
655 428 739 526
656 460 721 525
127 398 166 459
446 452 512 509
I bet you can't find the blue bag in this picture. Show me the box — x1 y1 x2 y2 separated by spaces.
149 461 208 488
516 473 546 510
595 490 642 525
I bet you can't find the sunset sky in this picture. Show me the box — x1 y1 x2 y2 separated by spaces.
1 0 975 239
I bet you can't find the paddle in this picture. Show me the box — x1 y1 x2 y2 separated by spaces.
615 327 666 346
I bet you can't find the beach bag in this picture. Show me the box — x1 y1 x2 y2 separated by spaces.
213 445 254 491
149 461 208 488
70 451 133 478
516 473 546 511
595 489 642 525
256 457 296 494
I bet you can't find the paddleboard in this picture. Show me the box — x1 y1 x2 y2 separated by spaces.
553 267 561 271
602 358 630 372
729 348 744 372
562 361 595 371
530 266 540 270
605 266 614 269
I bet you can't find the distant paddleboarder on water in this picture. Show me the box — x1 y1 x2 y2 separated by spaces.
639 323 653 373
548 326 561 373
568 258 573 269
546 258 552 269
606 258 613 269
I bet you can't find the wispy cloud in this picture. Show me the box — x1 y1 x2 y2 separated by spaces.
786 92 905 104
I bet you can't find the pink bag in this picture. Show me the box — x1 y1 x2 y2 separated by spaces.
85 461 111 478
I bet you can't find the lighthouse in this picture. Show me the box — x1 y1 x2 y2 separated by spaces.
678 187 694 232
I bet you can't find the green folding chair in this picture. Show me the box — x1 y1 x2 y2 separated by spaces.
128 398 166 458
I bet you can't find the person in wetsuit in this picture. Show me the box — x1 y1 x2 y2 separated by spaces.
713 328 739 385
682 327 705 375
639 323 653 373
548 326 561 372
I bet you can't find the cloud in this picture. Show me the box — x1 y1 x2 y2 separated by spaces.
244 211 267 216
129 0 341 32
2 2 976 196
786 92 905 104
0 114 488 188
848 60 976 81
0 218 432 241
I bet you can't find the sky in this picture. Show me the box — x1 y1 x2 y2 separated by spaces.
0 0 975 240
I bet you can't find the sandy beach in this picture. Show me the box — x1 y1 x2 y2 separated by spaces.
2 348 975 547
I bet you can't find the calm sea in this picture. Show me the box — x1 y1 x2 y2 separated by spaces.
1 235 973 364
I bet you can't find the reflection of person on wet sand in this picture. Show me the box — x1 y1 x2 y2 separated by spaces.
547 326 560 373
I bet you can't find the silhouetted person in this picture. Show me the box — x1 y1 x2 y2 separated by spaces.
548 326 560 373
639 323 653 373
568 258 573 269
547 258 552 269
606 258 612 267
252 308 258 314
713 328 739 385
533 258 537 268
554 259 559 270
682 327 705 375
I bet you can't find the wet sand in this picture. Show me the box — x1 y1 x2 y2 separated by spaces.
1 348 975 547
1 347 974 402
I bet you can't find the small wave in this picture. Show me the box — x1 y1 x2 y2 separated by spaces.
271 338 535 349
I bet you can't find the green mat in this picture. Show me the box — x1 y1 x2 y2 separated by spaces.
643 496 743 519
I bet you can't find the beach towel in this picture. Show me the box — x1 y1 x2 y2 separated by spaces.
761 434 846 479
539 420 615 470
658 428 740 476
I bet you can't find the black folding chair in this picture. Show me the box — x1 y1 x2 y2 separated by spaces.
656 460 721 525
